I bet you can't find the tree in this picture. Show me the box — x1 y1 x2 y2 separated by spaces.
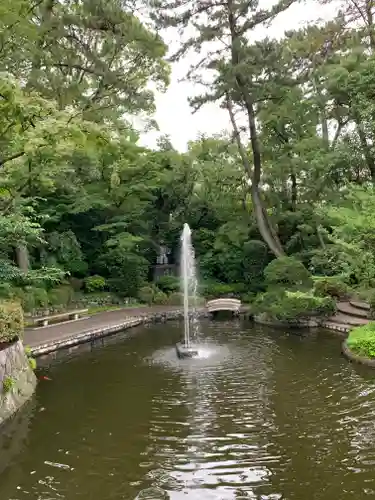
0 0 170 128
151 0 304 256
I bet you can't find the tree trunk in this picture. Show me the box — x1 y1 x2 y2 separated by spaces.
16 245 29 272
291 172 297 211
226 96 284 257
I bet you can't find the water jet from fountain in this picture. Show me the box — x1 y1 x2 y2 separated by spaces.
176 223 200 359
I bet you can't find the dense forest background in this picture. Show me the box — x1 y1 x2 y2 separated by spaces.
1 0 375 316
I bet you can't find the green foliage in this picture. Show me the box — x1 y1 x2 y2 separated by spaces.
48 285 75 308
264 257 313 291
0 302 23 343
153 290 168 305
2 376 15 394
253 290 336 323
366 291 375 319
28 357 36 371
155 275 180 294
347 323 375 359
2 0 375 311
138 286 156 305
84 275 107 293
167 292 183 305
14 286 49 313
99 249 148 297
202 281 246 299
313 276 351 300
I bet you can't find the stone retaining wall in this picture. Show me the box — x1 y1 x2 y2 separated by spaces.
0 340 37 427
253 313 320 328
341 340 375 367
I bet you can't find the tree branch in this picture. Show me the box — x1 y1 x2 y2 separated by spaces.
0 151 25 167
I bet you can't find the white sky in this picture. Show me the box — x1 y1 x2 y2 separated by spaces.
139 0 338 152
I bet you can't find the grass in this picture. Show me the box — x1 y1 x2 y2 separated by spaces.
347 322 375 358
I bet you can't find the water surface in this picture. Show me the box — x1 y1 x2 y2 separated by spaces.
1 320 375 499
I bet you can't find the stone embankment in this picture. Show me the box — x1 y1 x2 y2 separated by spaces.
0 340 37 426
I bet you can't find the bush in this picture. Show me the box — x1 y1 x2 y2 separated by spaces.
69 277 84 291
202 282 246 299
347 323 375 358
264 256 313 291
12 287 49 313
0 302 23 343
313 276 351 300
253 290 335 323
48 285 75 307
153 290 168 305
84 275 106 293
75 292 122 307
155 275 179 294
366 290 375 319
167 292 183 305
138 285 156 305
0 283 14 299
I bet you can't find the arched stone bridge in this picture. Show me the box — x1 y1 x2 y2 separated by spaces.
206 298 242 315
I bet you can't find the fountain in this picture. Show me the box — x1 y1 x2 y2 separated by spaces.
175 223 200 359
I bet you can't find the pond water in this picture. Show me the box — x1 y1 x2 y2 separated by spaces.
1 320 375 499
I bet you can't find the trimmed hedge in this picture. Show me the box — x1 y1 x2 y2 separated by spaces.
253 290 336 323
0 301 23 343
264 256 313 291
313 276 351 299
347 323 375 358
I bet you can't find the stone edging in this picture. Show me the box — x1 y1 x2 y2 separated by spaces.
30 310 187 357
253 314 319 328
254 314 354 337
341 340 375 367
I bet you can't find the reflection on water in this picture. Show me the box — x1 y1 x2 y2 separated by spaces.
1 320 375 499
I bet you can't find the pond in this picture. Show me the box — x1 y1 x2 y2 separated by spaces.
1 319 375 499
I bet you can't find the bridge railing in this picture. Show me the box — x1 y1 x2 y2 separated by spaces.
206 298 241 313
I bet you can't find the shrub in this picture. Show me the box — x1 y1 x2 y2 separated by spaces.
0 283 13 299
313 276 351 300
28 357 37 370
84 275 106 293
69 277 84 292
367 290 375 319
76 292 121 307
155 275 179 294
153 290 168 305
138 285 156 305
264 256 313 291
202 282 246 299
253 290 335 323
2 376 15 394
347 323 375 358
48 285 75 307
167 292 183 306
9 287 49 313
0 302 23 343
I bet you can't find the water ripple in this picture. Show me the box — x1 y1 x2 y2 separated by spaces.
2 322 375 499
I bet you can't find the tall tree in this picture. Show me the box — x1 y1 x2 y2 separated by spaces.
151 0 302 256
